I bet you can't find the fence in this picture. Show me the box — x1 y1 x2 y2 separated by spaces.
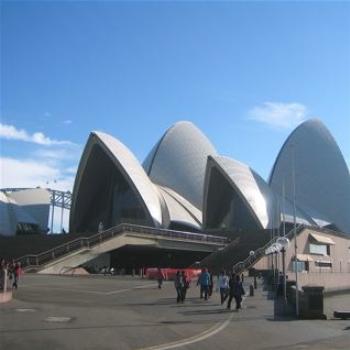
16 223 229 270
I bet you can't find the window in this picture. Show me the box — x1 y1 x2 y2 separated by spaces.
315 261 332 268
309 243 328 255
292 261 307 272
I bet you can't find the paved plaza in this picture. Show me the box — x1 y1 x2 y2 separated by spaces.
1 274 350 350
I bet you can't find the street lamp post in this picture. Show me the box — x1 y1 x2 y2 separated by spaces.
276 237 290 304
291 143 299 318
271 242 281 291
249 250 258 288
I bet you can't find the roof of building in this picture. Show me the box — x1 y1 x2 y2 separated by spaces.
143 121 217 210
269 119 350 234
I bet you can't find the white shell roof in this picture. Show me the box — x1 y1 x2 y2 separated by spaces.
157 186 201 230
204 156 317 230
71 131 163 227
277 194 319 227
206 156 277 229
143 121 217 210
269 119 350 234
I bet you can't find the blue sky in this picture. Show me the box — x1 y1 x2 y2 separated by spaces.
1 0 350 194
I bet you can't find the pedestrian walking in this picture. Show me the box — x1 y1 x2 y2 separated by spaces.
217 270 229 304
12 262 22 290
181 271 189 302
227 274 245 310
157 267 165 289
208 270 214 297
197 268 210 300
174 271 184 303
197 268 204 298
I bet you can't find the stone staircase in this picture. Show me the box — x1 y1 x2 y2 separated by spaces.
12 223 229 271
200 225 305 273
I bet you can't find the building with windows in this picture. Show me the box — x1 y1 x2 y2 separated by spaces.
0 188 50 236
254 226 350 291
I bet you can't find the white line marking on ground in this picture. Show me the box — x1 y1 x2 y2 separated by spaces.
21 283 157 295
21 285 107 295
15 308 36 313
45 316 72 323
137 312 234 350
105 283 156 295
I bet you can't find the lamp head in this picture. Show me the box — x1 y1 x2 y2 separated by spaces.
276 237 290 250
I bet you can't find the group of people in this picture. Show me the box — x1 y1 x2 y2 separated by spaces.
218 270 245 310
197 268 245 310
0 258 22 290
159 267 246 310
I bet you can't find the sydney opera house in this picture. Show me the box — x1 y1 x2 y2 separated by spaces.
70 119 350 238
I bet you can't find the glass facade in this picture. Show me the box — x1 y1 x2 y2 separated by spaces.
16 222 41 235
205 167 260 232
72 144 152 233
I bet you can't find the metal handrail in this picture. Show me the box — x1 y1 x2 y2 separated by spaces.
232 225 305 273
16 223 229 269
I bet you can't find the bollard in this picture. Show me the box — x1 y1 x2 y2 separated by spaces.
250 284 254 296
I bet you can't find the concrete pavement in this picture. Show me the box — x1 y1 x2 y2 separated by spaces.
0 274 349 350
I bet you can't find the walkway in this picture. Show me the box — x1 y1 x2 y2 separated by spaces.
0 275 349 350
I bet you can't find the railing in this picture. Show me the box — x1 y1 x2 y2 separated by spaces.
16 223 229 269
232 225 305 273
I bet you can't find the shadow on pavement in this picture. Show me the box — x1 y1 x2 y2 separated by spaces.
266 317 298 322
180 308 233 316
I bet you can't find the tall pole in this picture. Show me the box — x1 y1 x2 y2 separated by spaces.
282 248 287 303
60 196 64 233
292 144 299 317
282 182 286 302
282 181 286 237
50 190 55 234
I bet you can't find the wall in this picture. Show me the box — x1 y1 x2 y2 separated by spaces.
253 227 350 292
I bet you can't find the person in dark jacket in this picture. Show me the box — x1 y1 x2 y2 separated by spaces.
208 270 214 297
156 267 165 289
181 271 189 302
174 271 184 303
227 274 245 310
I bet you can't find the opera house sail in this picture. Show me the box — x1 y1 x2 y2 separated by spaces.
67 118 350 240
143 121 217 211
70 122 217 234
269 119 350 234
203 156 278 232
70 132 163 233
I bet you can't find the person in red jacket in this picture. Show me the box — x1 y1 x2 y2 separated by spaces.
12 262 22 290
